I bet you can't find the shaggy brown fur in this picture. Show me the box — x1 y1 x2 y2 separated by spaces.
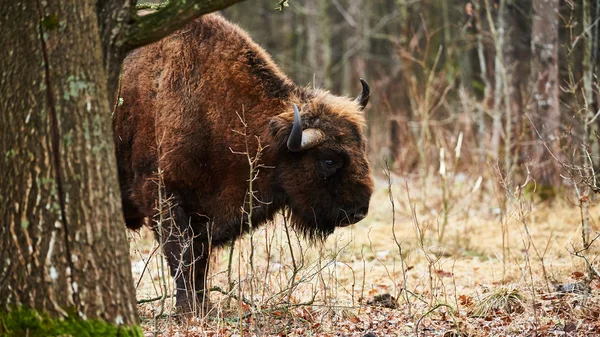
114 14 373 311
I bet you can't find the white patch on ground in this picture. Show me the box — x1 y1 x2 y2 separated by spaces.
131 260 147 275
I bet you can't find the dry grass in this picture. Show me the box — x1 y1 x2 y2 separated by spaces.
471 287 524 317
130 172 600 336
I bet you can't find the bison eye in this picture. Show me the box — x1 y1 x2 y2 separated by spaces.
318 150 343 178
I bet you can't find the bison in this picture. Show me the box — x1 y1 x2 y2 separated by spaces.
114 14 374 312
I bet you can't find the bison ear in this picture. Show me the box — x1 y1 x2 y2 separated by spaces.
269 113 293 145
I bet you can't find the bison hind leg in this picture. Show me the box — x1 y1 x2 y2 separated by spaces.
155 201 210 314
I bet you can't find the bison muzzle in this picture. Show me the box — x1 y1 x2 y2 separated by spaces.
114 14 374 312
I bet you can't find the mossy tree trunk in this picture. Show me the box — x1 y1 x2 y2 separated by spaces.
0 0 248 334
0 0 139 331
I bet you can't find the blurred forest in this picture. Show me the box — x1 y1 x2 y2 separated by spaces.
222 0 600 193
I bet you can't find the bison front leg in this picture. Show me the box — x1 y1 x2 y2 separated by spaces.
192 235 211 311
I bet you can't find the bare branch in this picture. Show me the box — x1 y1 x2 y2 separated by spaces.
126 0 249 50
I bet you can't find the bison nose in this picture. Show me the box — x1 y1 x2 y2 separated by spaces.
352 213 366 222
346 205 369 223
339 205 370 226
353 206 369 221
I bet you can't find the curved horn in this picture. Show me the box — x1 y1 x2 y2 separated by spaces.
287 104 303 152
287 104 325 152
354 78 370 110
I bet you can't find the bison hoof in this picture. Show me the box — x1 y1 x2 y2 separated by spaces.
174 294 211 317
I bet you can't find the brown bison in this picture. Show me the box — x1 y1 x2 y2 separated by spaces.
114 14 374 311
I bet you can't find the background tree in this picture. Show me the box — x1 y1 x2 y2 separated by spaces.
530 0 561 187
0 0 247 335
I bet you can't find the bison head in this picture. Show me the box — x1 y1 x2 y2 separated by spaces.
270 80 374 239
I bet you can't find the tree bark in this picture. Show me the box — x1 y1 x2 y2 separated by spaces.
0 0 138 330
530 0 561 186
96 0 136 101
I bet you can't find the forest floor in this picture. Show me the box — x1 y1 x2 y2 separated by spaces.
129 172 600 336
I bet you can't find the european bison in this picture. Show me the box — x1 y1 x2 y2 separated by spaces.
114 14 374 311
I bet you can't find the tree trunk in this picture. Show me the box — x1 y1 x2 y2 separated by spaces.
305 0 332 87
504 0 531 182
2 0 250 333
582 0 599 161
530 0 561 186
0 0 139 332
486 0 507 162
474 0 492 166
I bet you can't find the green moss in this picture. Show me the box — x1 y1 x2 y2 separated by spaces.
63 75 94 101
41 13 59 31
5 149 15 158
0 307 143 337
63 131 73 147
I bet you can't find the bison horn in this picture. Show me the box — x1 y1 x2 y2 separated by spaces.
287 104 303 151
287 104 325 152
355 78 370 110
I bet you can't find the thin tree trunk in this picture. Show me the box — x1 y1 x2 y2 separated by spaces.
339 0 355 95
530 0 561 186
485 0 507 161
364 0 386 165
502 0 531 182
319 0 333 89
583 0 599 160
0 0 138 329
305 0 332 87
474 0 491 165
441 0 453 78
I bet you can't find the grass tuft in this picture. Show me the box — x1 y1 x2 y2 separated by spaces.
471 287 525 317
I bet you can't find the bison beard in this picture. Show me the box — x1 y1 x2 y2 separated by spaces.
114 14 374 313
